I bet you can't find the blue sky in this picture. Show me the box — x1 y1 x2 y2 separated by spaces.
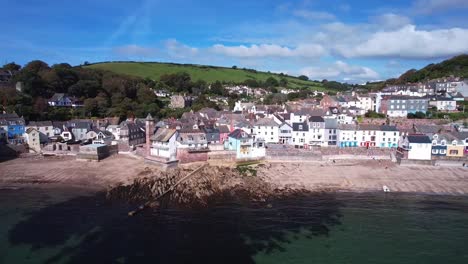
2 0 468 83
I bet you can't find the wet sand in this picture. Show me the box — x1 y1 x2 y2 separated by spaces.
1 156 468 195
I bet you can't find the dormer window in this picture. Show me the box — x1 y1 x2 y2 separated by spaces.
432 140 437 146
441 140 446 146
452 140 457 146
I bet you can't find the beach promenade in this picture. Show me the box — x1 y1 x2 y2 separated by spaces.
1 155 467 195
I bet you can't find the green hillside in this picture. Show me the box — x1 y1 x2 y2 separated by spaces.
397 54 468 83
85 61 326 90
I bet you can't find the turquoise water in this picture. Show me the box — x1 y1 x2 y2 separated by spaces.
1 187 468 264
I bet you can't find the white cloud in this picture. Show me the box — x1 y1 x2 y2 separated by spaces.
300 61 380 82
372 13 411 29
211 43 326 58
293 9 336 20
164 39 199 58
113 44 157 57
336 25 468 59
412 0 468 14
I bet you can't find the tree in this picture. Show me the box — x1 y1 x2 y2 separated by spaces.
244 79 260 88
210 81 225 96
160 72 192 93
298 75 309 81
279 78 288 87
3 62 21 72
23 60 50 74
232 65 237 69
264 77 279 87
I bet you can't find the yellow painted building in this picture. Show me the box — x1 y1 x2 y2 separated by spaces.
446 144 465 157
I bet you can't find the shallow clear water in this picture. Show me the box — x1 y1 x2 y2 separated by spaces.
1 187 468 264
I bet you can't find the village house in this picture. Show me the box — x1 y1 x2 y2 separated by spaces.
86 128 114 145
0 113 25 144
176 124 209 163
278 122 293 144
202 126 221 144
451 131 468 155
23 128 41 153
308 116 325 146
320 94 339 108
253 118 279 144
428 97 457 111
106 125 121 141
48 93 83 107
169 95 193 109
119 119 146 147
399 134 432 160
338 124 358 148
380 96 429 117
292 122 309 148
149 127 178 161
68 120 93 141
218 125 231 143
324 119 338 146
225 128 265 160
27 121 53 143
431 134 448 156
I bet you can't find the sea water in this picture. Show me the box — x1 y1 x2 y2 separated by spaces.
1 187 468 264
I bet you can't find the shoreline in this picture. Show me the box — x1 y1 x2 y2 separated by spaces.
1 155 468 197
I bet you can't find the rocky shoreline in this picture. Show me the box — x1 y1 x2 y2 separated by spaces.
106 164 320 211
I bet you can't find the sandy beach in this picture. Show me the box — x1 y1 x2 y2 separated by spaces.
1 155 467 195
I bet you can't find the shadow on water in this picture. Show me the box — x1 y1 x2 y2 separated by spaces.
8 191 343 264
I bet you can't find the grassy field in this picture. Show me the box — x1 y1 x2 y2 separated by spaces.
85 62 326 90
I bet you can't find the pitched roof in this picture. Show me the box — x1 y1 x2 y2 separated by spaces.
324 118 338 129
292 122 309 132
228 128 251 139
255 118 278 127
218 125 230 134
151 128 177 142
309 116 324 122
380 125 398 132
28 121 53 127
407 135 432 144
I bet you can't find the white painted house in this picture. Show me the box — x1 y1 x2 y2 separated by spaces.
308 116 325 146
150 128 178 160
400 134 432 160
253 118 279 143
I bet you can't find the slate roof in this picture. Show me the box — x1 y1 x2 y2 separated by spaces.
218 125 231 134
151 128 177 142
324 118 338 129
309 116 324 122
292 122 309 132
255 118 278 127
414 125 444 134
228 128 251 139
380 125 398 132
407 135 432 144
358 124 381 131
28 121 53 127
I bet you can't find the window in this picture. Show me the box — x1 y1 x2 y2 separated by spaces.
449 150 458 155
432 149 438 154
271 132 273 135
303 133 305 136
300 138 304 143
299 125 303 130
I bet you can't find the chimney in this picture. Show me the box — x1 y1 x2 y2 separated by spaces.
145 113 154 157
